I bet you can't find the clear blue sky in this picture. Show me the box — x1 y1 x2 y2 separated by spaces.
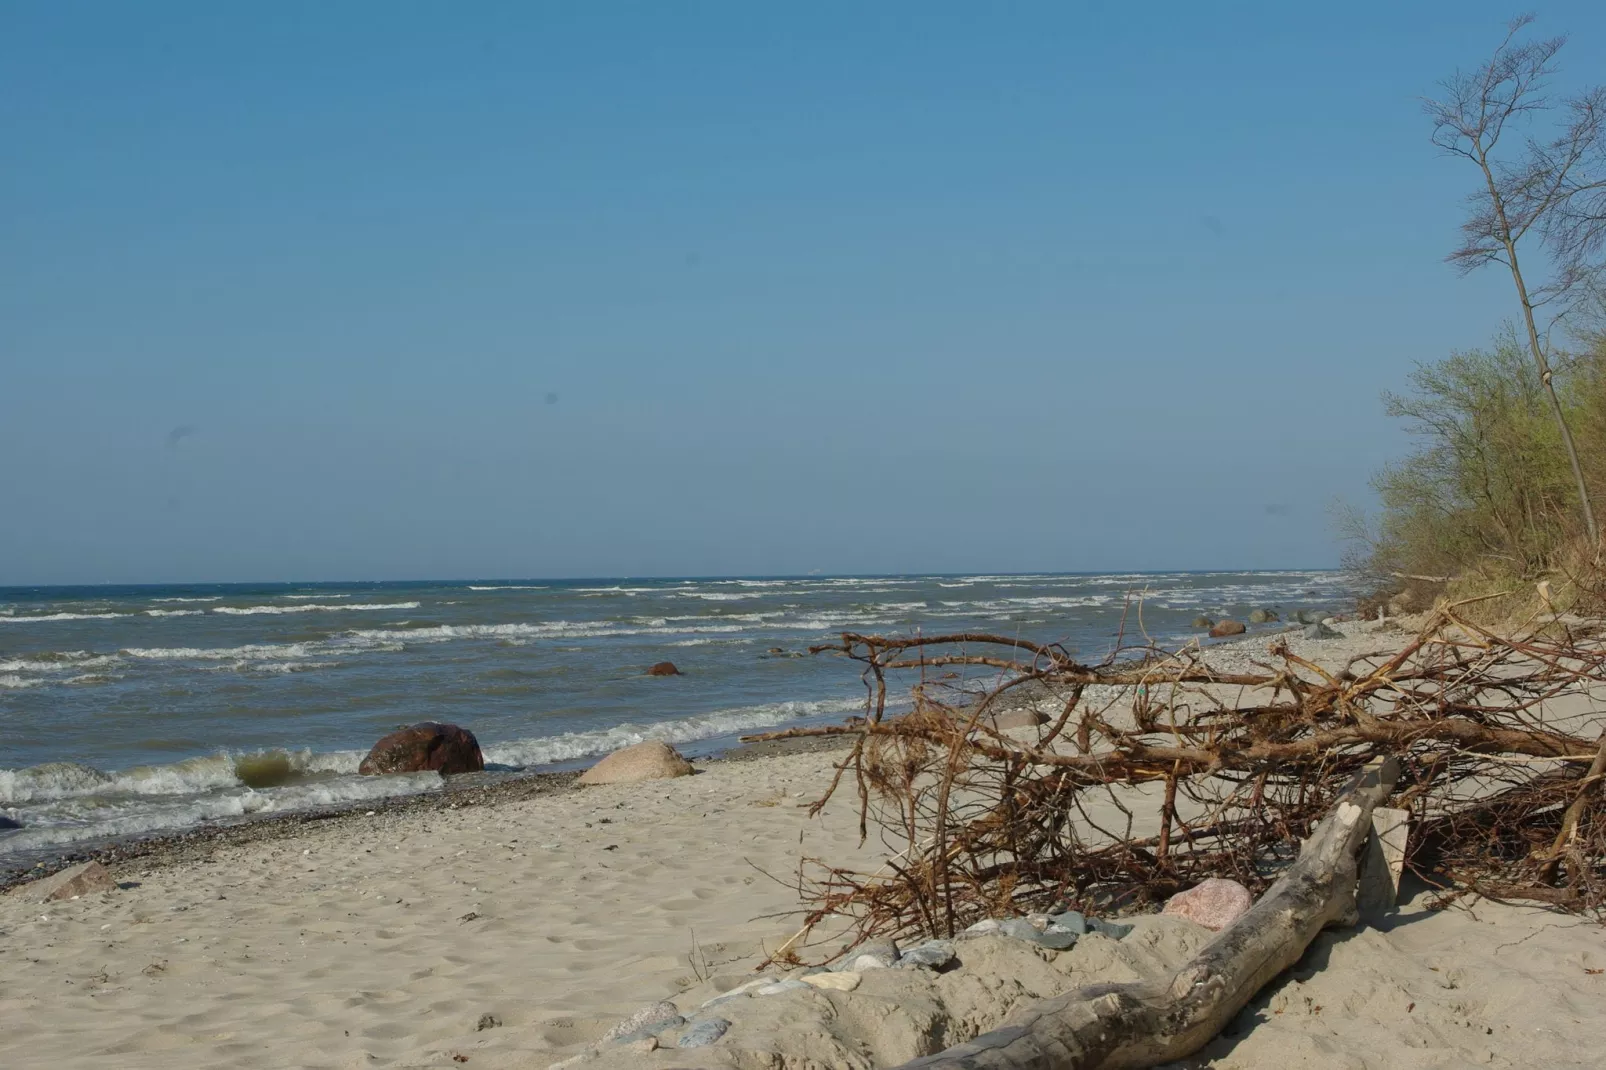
5 2 1604 584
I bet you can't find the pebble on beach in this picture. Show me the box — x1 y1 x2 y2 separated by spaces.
677 1017 730 1048
600 1000 683 1043
1163 877 1254 930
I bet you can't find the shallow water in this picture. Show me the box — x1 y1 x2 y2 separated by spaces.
0 571 1349 857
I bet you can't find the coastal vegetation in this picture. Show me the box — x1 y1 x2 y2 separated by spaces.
1347 16 1606 619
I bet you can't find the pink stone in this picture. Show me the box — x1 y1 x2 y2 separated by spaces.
1162 878 1253 931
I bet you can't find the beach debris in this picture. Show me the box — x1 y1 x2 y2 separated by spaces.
37 861 115 902
577 741 694 786
601 1000 683 1044
475 1013 500 1031
1248 608 1279 623
745 605 1606 967
800 971 861 991
1163 878 1254 931
357 722 484 776
676 1016 730 1047
887 760 1400 1069
897 939 956 969
1208 619 1246 637
646 661 682 676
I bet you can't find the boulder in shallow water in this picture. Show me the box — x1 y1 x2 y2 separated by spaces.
1162 877 1253 931
646 661 682 676
577 740 694 786
1248 608 1279 623
37 861 115 902
1209 619 1247 638
1191 616 1215 629
357 722 484 776
0 815 21 830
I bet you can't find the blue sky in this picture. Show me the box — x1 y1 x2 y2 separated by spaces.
4 2 1605 583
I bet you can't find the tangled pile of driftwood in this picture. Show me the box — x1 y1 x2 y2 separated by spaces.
748 605 1606 961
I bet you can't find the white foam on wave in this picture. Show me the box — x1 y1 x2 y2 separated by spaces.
0 770 440 854
0 612 126 624
468 585 549 591
212 601 419 616
124 641 321 661
680 592 763 601
483 696 867 767
284 593 352 599
152 597 221 603
0 748 369 806
144 608 204 617
0 674 41 689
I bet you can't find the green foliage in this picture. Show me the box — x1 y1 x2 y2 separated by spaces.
1352 328 1606 589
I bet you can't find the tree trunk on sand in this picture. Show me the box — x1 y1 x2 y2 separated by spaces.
893 758 1400 1070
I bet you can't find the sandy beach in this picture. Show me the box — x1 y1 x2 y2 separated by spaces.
3 626 1605 1070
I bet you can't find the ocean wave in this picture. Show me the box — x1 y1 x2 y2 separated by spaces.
0 749 373 806
0 674 42 689
284 593 351 599
680 592 764 601
0 612 127 624
483 696 867 767
123 641 320 661
151 597 221 603
212 601 420 616
144 608 205 617
468 585 549 591
0 652 121 672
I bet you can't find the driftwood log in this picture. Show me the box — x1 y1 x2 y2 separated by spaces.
893 757 1401 1070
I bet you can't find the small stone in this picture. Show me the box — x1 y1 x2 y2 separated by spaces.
1024 913 1053 931
988 709 1049 731
476 1013 501 1031
601 1001 683 1043
964 918 1002 934
1209 620 1247 638
1304 621 1342 640
1087 917 1134 940
1047 911 1088 935
1034 930 1080 950
998 918 1042 942
837 938 898 971
755 979 810 996
897 940 956 970
37 861 115 903
1163 878 1253 931
677 1017 730 1048
800 971 860 991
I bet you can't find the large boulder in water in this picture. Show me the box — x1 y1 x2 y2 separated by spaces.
646 661 682 676
1209 619 1246 637
578 741 694 786
358 722 484 776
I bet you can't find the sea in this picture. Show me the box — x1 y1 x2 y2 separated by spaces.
0 571 1351 866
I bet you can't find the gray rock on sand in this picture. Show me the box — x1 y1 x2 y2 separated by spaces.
755 979 810 996
836 938 898 971
963 918 1002 934
897 939 956 970
1163 877 1253 931
1035 929 1080 950
36 861 115 902
677 1017 730 1048
1088 917 1135 940
577 741 694 786
1304 621 1342 640
1047 910 1088 935
988 709 1049 731
601 1000 684 1043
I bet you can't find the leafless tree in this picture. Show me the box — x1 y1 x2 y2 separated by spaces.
1427 14 1606 546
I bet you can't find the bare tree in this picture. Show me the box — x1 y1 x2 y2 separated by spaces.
1427 14 1605 545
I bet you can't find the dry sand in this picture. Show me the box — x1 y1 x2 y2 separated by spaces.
2 622 1604 1069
